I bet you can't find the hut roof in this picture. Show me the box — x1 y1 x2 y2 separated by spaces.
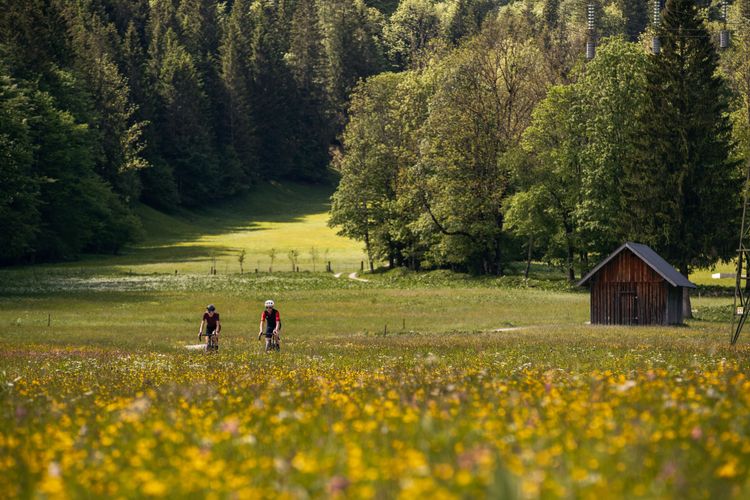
577 242 697 289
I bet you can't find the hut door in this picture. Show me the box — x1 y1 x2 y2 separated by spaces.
618 288 638 325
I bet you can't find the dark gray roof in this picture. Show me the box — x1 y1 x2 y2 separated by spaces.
577 242 697 288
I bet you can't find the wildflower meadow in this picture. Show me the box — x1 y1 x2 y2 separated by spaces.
1 271 750 498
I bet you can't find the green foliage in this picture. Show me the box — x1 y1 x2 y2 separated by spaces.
623 0 740 274
383 0 442 69
60 3 149 201
2 0 747 273
0 69 39 263
286 0 331 179
155 28 219 205
330 72 418 269
575 38 649 256
29 86 141 259
445 0 497 43
248 0 297 178
218 0 256 188
0 62 142 263
332 11 545 274
318 0 386 116
619 0 649 41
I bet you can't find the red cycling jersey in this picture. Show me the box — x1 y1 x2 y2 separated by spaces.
261 309 280 331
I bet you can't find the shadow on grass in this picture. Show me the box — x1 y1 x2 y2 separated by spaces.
4 182 336 272
139 181 333 242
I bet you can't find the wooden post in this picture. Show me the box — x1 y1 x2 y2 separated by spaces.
402 318 405 331
360 261 364 272
384 324 387 336
48 314 51 327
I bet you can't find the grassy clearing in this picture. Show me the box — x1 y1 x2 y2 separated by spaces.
41 182 367 274
689 260 737 287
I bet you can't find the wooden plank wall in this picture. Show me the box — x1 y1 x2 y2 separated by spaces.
589 249 676 325
667 287 683 324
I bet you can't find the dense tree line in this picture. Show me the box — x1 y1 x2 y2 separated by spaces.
2 0 747 274
1 0 408 263
331 0 748 279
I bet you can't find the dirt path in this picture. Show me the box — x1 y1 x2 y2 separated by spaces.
332 272 369 282
347 272 370 282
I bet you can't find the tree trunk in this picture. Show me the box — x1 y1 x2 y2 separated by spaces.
364 225 374 272
563 220 575 282
680 263 693 319
495 237 503 276
566 239 575 282
524 235 534 280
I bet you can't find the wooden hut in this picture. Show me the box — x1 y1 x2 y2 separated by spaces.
577 242 696 325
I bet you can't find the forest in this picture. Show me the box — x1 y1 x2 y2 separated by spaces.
1 0 749 278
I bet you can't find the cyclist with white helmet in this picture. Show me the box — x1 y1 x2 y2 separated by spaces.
258 300 281 351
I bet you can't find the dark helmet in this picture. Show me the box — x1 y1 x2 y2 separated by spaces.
207 304 216 311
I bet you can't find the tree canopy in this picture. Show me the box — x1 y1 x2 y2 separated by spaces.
1 0 746 274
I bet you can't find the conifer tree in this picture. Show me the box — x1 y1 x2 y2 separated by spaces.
620 0 649 41
122 21 152 127
446 0 496 44
318 0 385 123
248 0 296 176
155 28 218 204
623 0 740 313
176 0 223 142
61 5 149 201
0 68 40 263
288 0 332 179
218 0 256 189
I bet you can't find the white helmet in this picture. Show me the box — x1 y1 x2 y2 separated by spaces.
265 300 275 308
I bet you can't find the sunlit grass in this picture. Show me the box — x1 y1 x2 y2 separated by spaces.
689 260 737 287
46 182 367 274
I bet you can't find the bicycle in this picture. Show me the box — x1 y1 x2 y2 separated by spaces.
199 331 219 352
259 331 281 352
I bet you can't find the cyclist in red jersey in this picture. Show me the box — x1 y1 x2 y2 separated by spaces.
258 300 281 351
199 304 221 351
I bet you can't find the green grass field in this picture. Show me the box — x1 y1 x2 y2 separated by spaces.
2 184 750 498
51 182 368 275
